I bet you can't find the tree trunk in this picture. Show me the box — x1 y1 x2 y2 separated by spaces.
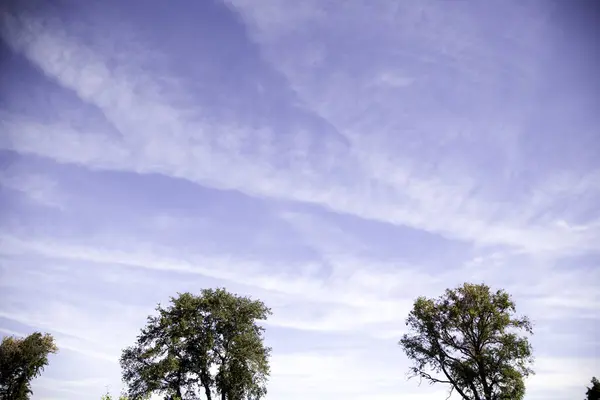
204 385 213 400
200 372 212 400
175 371 183 400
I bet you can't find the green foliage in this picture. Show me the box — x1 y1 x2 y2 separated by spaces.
0 332 58 400
586 377 600 400
120 288 272 400
101 391 129 400
399 282 534 400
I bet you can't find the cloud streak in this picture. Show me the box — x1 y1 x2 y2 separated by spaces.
2 1 599 257
1 1 599 399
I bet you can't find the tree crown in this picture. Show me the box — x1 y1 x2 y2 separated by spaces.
120 288 271 400
399 282 534 400
0 332 58 400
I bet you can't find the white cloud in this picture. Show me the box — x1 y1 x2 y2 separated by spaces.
1 2 599 400
374 71 415 88
0 167 64 209
268 351 405 394
33 377 118 400
2 223 597 341
1 6 598 259
1 228 598 400
0 306 128 363
0 233 418 333
528 357 600 394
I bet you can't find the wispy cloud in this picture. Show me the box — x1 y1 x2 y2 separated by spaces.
1 226 598 399
0 166 64 209
0 233 416 330
1 1 598 258
1 1 599 399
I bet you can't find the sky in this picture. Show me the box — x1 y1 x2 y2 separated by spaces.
0 0 599 399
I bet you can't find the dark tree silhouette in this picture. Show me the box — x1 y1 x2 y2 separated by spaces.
586 377 600 400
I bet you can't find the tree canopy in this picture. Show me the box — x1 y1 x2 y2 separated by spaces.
0 332 58 400
120 288 272 400
586 377 600 400
399 282 534 400
101 390 129 400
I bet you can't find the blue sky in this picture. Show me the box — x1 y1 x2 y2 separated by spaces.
1 0 599 399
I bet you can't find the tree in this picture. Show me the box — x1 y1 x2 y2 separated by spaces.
399 282 534 400
0 332 58 400
586 377 600 400
120 288 272 400
101 390 129 400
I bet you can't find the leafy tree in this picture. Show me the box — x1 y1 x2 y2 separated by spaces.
0 332 58 400
586 377 600 400
101 390 129 400
399 282 534 400
120 288 272 400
